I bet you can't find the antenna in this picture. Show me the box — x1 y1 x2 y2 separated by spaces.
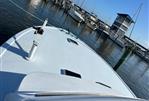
129 3 143 38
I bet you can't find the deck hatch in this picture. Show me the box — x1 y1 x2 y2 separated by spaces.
61 69 81 78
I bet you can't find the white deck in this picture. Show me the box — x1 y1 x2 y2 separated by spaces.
0 26 135 98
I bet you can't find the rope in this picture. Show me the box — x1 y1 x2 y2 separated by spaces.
8 0 50 25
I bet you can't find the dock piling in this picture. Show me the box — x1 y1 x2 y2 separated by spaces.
113 44 136 71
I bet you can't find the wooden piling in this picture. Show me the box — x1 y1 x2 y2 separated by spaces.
113 44 135 71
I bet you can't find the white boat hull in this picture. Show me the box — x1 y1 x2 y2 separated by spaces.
0 26 135 100
69 9 84 23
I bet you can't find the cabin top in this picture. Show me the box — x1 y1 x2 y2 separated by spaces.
0 26 135 99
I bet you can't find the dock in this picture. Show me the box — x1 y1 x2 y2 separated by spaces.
33 0 149 62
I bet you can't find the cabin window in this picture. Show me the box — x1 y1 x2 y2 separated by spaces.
61 69 81 78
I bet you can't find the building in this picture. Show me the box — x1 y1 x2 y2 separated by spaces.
110 13 134 39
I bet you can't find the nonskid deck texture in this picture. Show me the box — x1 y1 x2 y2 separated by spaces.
0 26 135 99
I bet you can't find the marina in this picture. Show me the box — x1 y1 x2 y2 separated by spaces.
0 0 149 100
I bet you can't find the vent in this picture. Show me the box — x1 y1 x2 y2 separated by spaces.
96 82 111 89
67 38 78 45
61 69 81 78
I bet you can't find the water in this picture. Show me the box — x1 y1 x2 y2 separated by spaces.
0 0 149 99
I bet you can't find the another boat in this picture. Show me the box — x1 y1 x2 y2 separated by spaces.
85 14 98 30
0 20 146 101
68 7 85 23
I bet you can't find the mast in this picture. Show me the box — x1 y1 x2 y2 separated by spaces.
80 0 86 8
129 3 143 38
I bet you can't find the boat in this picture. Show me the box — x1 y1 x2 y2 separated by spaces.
68 7 85 23
0 19 146 101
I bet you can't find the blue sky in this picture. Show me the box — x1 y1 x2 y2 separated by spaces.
73 0 149 48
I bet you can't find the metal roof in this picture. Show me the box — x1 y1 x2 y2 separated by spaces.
117 13 134 23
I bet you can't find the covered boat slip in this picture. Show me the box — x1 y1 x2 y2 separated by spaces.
0 26 135 98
